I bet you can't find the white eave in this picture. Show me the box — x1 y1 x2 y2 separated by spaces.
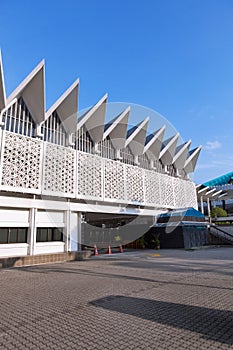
45 79 79 134
204 188 217 198
125 117 149 156
6 60 45 125
103 106 130 150
159 133 179 165
172 140 191 170
143 125 166 160
77 93 108 143
0 51 6 111
197 186 209 196
184 146 202 174
211 190 223 200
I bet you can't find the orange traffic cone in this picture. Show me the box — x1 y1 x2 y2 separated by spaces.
119 244 123 253
107 245 112 254
94 245 99 256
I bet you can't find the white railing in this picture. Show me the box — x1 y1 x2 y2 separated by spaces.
0 130 197 209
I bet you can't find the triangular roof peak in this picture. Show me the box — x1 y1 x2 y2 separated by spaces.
0 50 6 111
45 79 79 134
184 145 202 174
144 125 166 160
77 93 108 143
172 140 191 170
7 60 45 125
159 133 179 165
103 106 130 150
125 117 149 156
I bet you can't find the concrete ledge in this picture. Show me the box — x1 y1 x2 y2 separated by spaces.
0 250 92 268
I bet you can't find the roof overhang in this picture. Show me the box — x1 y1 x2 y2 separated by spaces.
0 51 6 111
159 133 179 165
125 117 149 156
45 79 79 134
144 125 166 160
6 60 45 125
184 146 202 174
103 106 130 150
77 94 107 143
172 140 191 170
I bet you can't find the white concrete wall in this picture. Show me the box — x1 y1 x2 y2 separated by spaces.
0 243 29 257
35 242 65 255
0 209 29 227
36 210 64 227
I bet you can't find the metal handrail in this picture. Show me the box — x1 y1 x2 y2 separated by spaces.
209 224 233 243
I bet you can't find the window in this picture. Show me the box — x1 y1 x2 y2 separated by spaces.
36 228 63 242
0 228 27 244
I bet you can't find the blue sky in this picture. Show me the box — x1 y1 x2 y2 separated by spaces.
1 0 233 184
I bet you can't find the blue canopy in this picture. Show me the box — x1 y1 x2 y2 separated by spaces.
203 171 233 187
159 207 205 219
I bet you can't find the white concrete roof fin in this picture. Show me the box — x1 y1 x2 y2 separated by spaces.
103 106 130 150
77 93 108 143
205 188 217 197
184 145 202 174
198 186 209 195
172 140 191 170
45 79 79 134
159 133 179 165
125 117 149 156
144 125 166 160
6 60 45 125
0 50 6 111
196 184 202 189
211 190 223 200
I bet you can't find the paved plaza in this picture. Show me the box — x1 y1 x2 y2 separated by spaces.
0 247 232 349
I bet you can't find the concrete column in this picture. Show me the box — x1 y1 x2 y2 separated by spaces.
65 200 71 252
77 212 82 251
200 196 204 214
207 198 211 223
28 207 37 255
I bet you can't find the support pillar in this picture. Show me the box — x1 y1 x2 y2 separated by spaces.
200 196 204 214
207 198 211 223
77 212 82 251
65 199 71 252
28 207 37 255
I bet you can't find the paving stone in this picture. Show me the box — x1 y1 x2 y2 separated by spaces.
0 247 232 349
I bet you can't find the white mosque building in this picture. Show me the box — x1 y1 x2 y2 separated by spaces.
0 53 201 258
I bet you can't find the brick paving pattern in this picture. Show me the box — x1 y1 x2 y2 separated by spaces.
0 247 232 349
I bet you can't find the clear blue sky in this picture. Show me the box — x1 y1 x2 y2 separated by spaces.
1 0 233 184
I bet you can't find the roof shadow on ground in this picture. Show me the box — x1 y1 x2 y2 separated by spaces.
90 295 233 345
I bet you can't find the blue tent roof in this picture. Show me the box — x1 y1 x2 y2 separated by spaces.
203 171 233 187
159 207 205 218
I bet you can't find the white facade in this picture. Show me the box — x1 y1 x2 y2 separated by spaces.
0 54 201 257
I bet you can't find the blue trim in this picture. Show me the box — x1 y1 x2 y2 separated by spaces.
203 171 233 187
159 207 204 218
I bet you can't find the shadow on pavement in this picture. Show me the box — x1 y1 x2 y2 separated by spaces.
90 295 233 345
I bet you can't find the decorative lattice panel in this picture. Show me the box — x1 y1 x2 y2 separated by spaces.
126 164 144 203
160 174 175 207
144 170 160 205
0 131 42 193
173 177 186 208
77 152 103 200
42 142 76 197
184 180 198 209
104 159 126 202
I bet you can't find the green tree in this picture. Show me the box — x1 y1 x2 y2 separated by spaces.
210 207 227 218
